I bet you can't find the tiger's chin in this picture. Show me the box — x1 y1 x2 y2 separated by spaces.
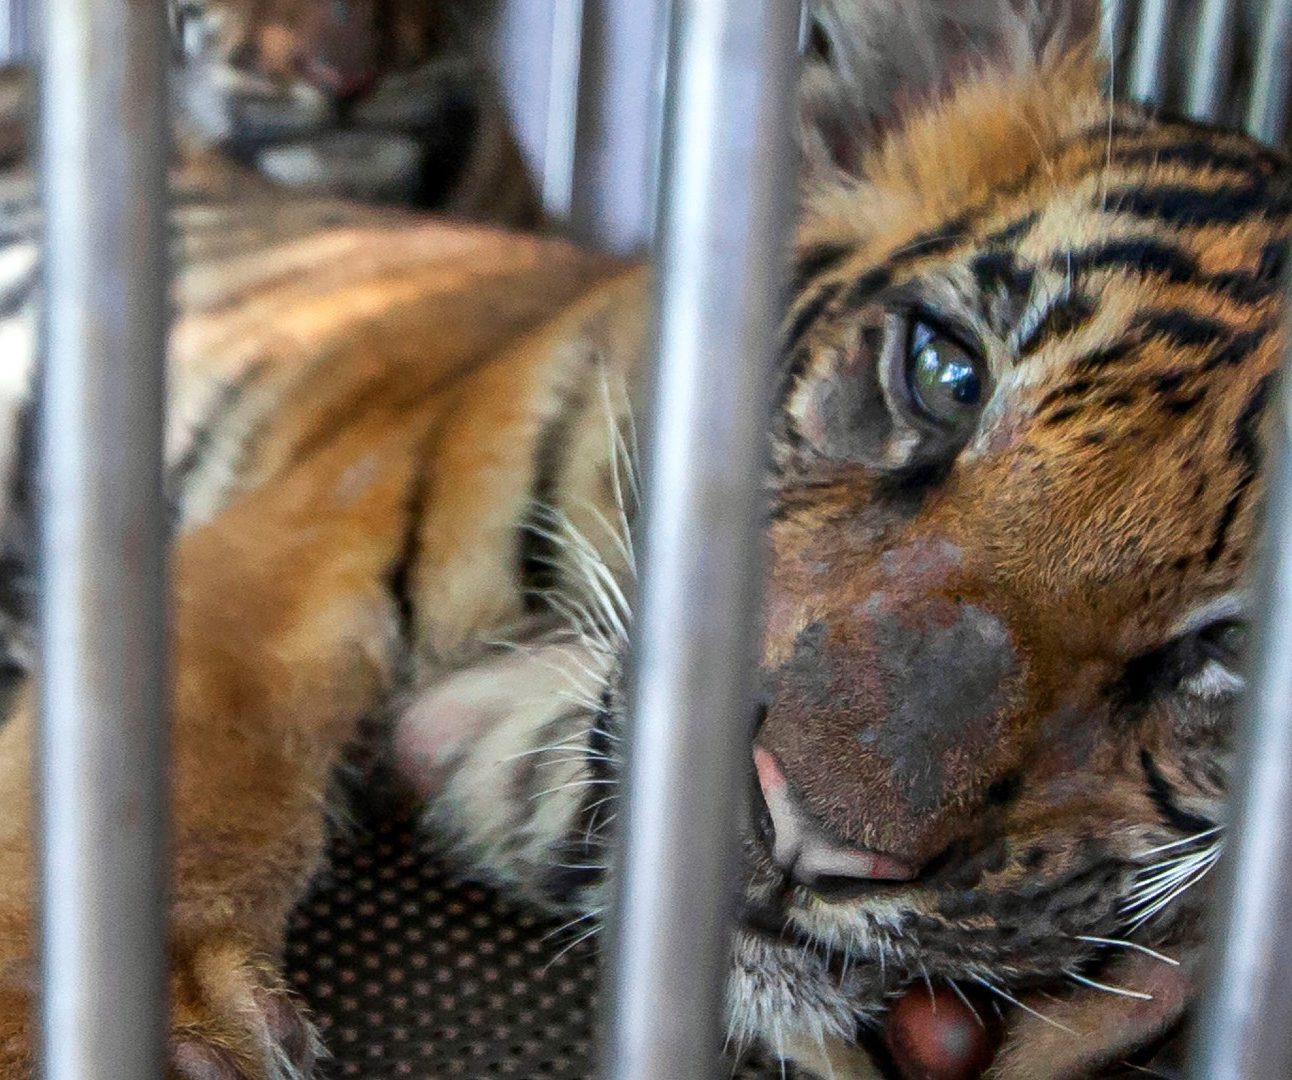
727 930 879 1065
254 130 426 202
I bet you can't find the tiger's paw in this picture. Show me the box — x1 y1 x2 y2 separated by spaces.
0 935 322 1080
169 938 323 1080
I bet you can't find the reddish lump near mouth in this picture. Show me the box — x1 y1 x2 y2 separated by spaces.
884 984 1003 1080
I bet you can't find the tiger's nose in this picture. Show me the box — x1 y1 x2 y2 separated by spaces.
302 59 380 102
753 746 918 894
300 0 382 102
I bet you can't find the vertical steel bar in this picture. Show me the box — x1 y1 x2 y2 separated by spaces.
565 0 669 254
539 0 584 222
1100 0 1131 95
599 3 800 1078
0 0 29 64
487 0 556 198
1245 0 1292 144
1128 0 1176 105
1187 282 1292 1080
1186 0 1240 121
35 0 170 1076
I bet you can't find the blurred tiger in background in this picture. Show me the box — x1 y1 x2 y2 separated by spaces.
0 1 1286 1079
166 0 536 219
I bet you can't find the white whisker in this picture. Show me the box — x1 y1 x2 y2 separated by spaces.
530 777 617 801
1137 827 1222 858
1076 935 1179 967
543 923 602 972
945 979 986 1028
1064 969 1153 1001
970 975 1077 1036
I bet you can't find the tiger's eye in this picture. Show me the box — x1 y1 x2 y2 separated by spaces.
1202 620 1248 664
907 321 986 427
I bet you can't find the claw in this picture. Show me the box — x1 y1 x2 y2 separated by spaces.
256 988 320 1075
172 1040 248 1080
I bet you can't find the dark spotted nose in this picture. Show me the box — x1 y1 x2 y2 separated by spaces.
301 0 383 102
754 746 918 896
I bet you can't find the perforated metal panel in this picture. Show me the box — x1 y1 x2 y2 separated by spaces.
286 818 796 1079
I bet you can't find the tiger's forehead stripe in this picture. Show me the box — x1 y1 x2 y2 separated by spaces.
783 111 1289 414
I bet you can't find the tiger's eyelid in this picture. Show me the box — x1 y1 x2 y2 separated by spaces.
900 300 986 364
1167 591 1250 641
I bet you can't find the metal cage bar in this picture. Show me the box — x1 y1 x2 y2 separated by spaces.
1186 302 1292 1080
1127 0 1176 104
1187 446 1292 1077
599 3 800 1077
564 0 668 254
35 0 171 1077
1185 0 1240 121
1246 0 1292 144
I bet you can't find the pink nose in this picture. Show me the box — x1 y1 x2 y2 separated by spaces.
754 746 918 892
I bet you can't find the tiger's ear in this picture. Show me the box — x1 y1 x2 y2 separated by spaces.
798 0 1101 179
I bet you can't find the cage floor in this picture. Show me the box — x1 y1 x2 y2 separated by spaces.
285 816 797 1079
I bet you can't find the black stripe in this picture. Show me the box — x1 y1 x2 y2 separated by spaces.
1139 309 1229 349
1111 140 1281 179
793 242 853 292
898 213 974 260
841 264 893 308
1160 388 1207 415
166 362 266 517
981 211 1041 248
1041 403 1083 426
1204 269 1282 304
1037 377 1098 409
971 250 1034 298
1059 237 1282 304
1259 237 1288 282
1205 473 1253 565
782 281 840 356
1060 238 1197 284
1200 376 1270 565
1140 750 1214 835
1018 291 1096 356
1105 181 1292 227
518 380 591 612
777 267 888 408
1229 374 1273 474
1151 371 1188 393
386 433 437 650
1201 326 1271 371
1074 339 1138 372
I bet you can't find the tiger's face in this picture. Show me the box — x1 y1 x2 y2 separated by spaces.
717 43 1289 1078
408 6 1289 1076
170 0 488 205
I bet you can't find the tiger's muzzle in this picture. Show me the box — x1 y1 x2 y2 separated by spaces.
757 533 1030 885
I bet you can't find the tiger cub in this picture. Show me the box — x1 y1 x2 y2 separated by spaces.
0 1 1287 1079
169 0 536 219
0 0 534 219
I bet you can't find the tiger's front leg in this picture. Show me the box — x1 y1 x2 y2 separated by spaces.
0 440 412 1079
